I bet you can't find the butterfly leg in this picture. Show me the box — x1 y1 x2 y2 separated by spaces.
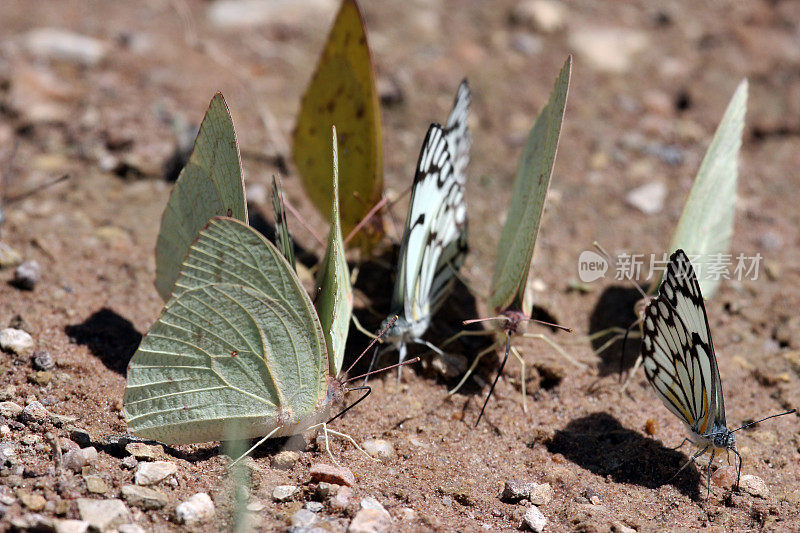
475 335 512 426
704 448 717 499
731 448 743 491
509 345 527 413
438 328 494 351
620 354 645 393
448 339 503 395
227 426 281 469
521 333 586 368
666 444 709 485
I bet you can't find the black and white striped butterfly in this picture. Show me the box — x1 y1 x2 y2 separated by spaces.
380 81 471 368
641 249 794 493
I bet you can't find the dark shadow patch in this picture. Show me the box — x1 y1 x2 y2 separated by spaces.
545 412 700 499
65 309 142 374
587 285 649 376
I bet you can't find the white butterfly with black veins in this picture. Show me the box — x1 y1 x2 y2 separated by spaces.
381 81 471 367
641 249 794 493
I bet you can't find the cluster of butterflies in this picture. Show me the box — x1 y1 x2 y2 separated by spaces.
123 0 793 497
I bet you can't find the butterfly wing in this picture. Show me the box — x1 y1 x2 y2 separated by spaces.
445 80 472 186
641 249 726 436
389 123 465 326
155 93 247 301
271 175 296 271
292 0 383 251
664 80 747 299
315 126 353 376
125 218 330 445
489 57 571 316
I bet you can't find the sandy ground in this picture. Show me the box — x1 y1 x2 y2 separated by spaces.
1 0 800 531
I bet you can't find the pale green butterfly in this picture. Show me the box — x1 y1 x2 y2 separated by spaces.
447 56 573 423
610 79 748 390
154 93 247 301
124 127 354 451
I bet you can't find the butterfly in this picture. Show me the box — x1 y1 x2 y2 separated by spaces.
379 81 471 369
125 119 356 452
598 79 748 389
641 249 794 493
447 57 573 424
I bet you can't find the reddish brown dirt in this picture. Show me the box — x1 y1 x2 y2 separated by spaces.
1 1 800 531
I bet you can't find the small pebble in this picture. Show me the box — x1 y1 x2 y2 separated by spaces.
0 328 35 356
0 385 16 401
272 485 299 502
69 428 92 447
21 434 42 446
84 475 108 494
80 447 98 462
76 498 131 531
304 501 324 512
54 519 90 533
271 450 299 470
0 242 22 268
175 493 215 525
522 505 547 532
124 442 162 461
290 508 319 528
349 508 392 533
330 486 353 511
309 463 355 487
13 260 42 290
0 401 23 418
361 439 397 462
63 450 87 473
21 401 49 424
121 484 169 510
398 507 416 521
739 474 769 498
16 490 46 511
625 181 667 215
134 460 177 485
711 465 737 489
30 371 53 386
120 456 138 470
316 482 339 500
117 525 146 533
360 496 388 514
32 350 55 370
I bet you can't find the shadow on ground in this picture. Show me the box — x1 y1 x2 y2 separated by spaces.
588 285 652 376
545 412 700 499
65 308 142 373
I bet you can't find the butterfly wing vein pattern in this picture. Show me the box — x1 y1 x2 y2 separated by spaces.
641 249 726 440
125 218 329 445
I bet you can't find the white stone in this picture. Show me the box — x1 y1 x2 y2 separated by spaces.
272 485 298 502
208 0 336 29
117 525 147 533
626 181 667 214
361 440 397 463
54 520 89 533
568 27 649 73
512 0 567 33
0 328 34 356
134 460 177 485
349 508 392 533
739 474 769 498
175 492 215 525
523 505 547 532
21 29 107 66
0 401 23 418
76 499 131 531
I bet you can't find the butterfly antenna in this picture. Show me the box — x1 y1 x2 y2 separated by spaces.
732 409 796 432
593 241 649 300
520 317 572 332
281 193 325 246
475 334 512 427
344 315 397 376
463 316 510 326
5 174 70 205
326 385 372 424
345 356 420 384
344 196 388 245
